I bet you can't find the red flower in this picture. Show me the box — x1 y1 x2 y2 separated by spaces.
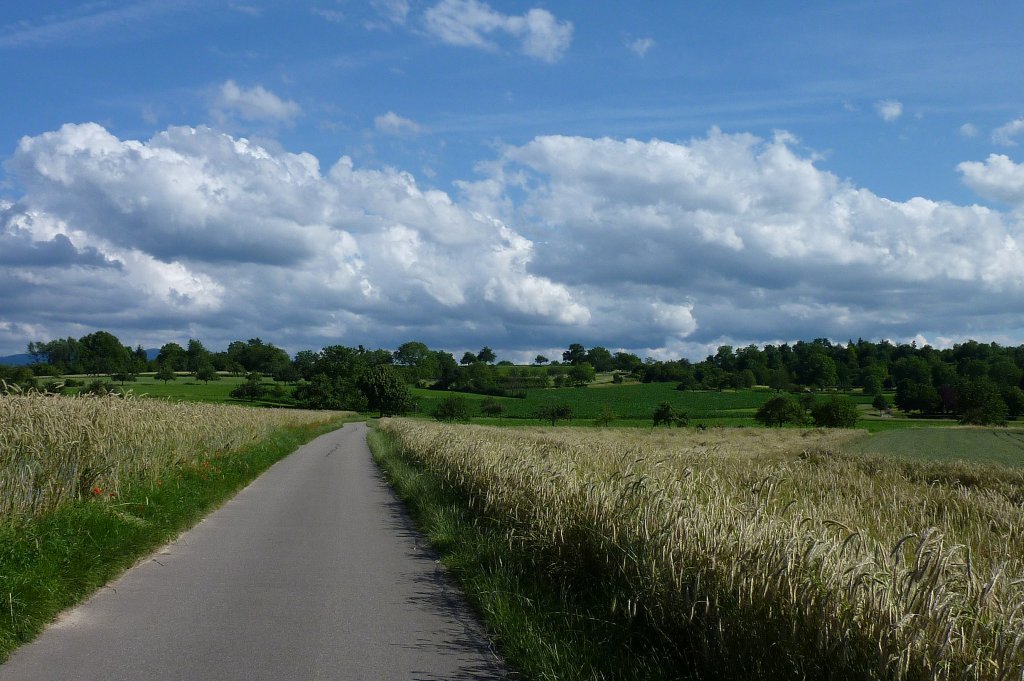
91 487 102 495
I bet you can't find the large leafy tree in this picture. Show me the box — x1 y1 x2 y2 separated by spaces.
356 365 412 417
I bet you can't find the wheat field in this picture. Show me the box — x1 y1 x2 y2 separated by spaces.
379 419 1024 680
0 391 346 518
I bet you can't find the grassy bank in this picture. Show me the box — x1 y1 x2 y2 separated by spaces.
0 393 354 661
376 419 1024 680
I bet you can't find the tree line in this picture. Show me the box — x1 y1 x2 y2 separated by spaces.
7 332 1024 424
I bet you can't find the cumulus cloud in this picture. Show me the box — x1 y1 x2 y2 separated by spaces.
374 111 421 136
959 154 1024 205
874 99 903 122
993 117 1024 146
627 37 655 57
4 122 1024 358
423 0 572 62
1 123 586 354
470 129 1024 349
212 80 302 123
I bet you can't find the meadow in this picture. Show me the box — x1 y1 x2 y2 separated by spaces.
375 418 1024 680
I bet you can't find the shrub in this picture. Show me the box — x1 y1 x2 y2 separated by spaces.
811 396 859 428
433 396 472 422
536 403 573 425
480 397 505 419
652 401 688 427
871 393 891 412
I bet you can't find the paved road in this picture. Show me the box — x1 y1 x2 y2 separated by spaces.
0 423 508 680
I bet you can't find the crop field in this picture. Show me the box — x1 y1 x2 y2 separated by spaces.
58 373 292 406
378 418 1024 680
0 391 342 518
846 426 1024 467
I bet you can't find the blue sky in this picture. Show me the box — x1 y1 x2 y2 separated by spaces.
2 1 1024 360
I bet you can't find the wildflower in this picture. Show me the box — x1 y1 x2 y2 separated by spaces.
91 487 102 496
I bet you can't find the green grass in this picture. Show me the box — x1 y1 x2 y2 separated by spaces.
845 426 1024 467
0 415 356 661
368 427 691 681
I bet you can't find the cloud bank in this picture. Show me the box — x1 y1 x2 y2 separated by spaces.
2 123 1023 358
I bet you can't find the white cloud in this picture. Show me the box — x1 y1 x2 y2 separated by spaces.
5 123 1024 358
960 122 979 138
959 154 1024 205
423 0 572 63
213 80 302 123
993 117 1024 146
627 37 655 57
874 99 903 122
370 0 409 26
2 123 586 354
374 111 421 136
313 8 346 23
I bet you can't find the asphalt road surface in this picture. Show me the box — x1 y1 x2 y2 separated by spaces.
0 422 508 680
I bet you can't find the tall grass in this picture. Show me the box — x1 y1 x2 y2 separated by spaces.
0 391 343 518
378 419 1024 680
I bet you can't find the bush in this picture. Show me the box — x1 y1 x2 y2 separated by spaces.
755 396 807 427
811 396 859 428
480 397 505 419
433 396 472 422
652 402 688 427
594 406 616 427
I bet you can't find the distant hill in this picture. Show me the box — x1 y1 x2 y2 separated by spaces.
0 352 33 364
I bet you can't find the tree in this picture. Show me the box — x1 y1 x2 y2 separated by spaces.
432 396 472 422
111 370 137 386
811 397 859 428
872 393 891 413
562 343 586 365
534 355 549 365
79 331 131 375
653 402 688 427
585 346 614 372
273 365 301 384
157 343 188 372
356 365 413 417
185 339 211 373
568 362 595 387
154 366 177 384
460 351 478 365
230 372 266 402
957 378 1008 425
595 406 616 427
536 403 573 425
477 346 496 364
755 396 807 427
194 365 220 384
480 397 505 419
393 341 431 367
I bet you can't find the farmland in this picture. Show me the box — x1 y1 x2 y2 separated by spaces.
374 418 1024 680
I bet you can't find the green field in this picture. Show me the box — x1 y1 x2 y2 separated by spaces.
845 426 1024 467
64 373 295 408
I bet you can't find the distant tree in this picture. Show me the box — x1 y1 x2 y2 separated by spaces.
595 405 617 427
79 331 131 375
157 343 188 372
273 365 301 384
860 372 884 396
872 393 891 413
653 402 688 427
755 396 807 427
154 366 177 384
480 397 505 419
194 365 220 384
811 396 859 428
957 378 1007 425
230 372 266 402
110 370 137 386
477 346 497 364
612 352 643 374
357 365 413 417
185 339 211 373
534 355 549 365
536 403 573 426
585 346 614 372
460 351 478 365
562 343 587 366
393 341 432 367
1002 386 1024 419
432 396 472 422
568 362 596 387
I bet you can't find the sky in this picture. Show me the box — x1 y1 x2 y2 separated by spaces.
2 1 1024 362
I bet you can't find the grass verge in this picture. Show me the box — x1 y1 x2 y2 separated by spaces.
0 416 357 662
368 427 693 681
